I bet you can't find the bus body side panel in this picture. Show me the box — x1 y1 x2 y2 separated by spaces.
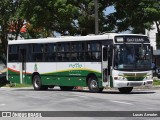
23 62 102 87
7 63 21 84
56 62 85 86
25 62 57 85
55 62 102 87
84 62 102 87
25 62 87 86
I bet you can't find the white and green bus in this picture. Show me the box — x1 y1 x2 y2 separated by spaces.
7 33 153 93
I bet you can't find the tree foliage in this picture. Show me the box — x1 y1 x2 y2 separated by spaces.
20 0 112 36
108 0 160 34
19 0 79 37
0 0 25 64
0 0 160 64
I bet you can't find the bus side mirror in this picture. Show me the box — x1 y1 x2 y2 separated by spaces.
108 45 113 57
151 46 153 55
103 47 107 61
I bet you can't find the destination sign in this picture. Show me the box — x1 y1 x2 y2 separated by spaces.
115 36 150 43
126 38 145 42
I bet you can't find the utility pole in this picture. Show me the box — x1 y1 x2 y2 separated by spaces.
94 0 99 35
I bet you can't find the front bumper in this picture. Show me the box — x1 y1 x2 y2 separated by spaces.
113 80 153 88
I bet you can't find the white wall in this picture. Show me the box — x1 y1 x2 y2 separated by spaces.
145 23 157 50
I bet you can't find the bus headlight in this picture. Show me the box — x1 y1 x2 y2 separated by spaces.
114 76 126 80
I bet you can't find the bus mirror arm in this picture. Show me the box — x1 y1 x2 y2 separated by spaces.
107 45 113 58
151 46 153 55
103 47 108 61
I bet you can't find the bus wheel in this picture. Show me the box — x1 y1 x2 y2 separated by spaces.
32 75 48 90
88 76 103 93
60 86 74 91
118 87 133 94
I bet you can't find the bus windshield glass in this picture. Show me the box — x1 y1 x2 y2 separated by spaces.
114 44 152 70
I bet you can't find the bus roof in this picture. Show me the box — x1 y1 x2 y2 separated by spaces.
8 33 147 45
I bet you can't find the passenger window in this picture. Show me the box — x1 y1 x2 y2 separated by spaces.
32 44 43 62
8 45 19 62
86 42 101 61
71 42 85 61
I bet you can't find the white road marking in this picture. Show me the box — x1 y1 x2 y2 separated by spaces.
111 100 133 105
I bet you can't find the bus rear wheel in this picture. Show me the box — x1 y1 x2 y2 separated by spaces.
60 86 74 91
118 87 133 94
32 75 48 90
88 76 103 93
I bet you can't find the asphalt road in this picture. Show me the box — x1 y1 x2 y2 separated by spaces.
0 87 159 120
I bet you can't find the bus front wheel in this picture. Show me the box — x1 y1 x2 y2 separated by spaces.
118 87 133 94
32 75 48 90
88 76 103 93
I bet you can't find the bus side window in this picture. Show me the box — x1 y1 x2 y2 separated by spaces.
71 42 85 61
32 44 43 62
86 52 91 60
85 42 101 61
8 45 19 62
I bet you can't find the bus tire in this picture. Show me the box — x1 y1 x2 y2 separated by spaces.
88 76 103 93
32 75 48 90
118 87 133 94
60 86 74 91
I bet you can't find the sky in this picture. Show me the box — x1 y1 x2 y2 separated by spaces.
104 6 116 15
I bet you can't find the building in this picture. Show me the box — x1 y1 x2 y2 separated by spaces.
145 23 157 50
146 23 160 68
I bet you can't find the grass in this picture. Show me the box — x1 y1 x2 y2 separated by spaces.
153 80 160 86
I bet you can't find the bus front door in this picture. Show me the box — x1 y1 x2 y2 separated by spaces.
19 49 26 84
102 46 109 86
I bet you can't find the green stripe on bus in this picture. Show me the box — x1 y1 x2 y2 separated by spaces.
8 69 102 87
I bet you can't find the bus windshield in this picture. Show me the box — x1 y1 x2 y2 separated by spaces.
114 44 152 70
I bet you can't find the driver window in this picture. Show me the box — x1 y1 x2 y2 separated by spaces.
138 45 146 59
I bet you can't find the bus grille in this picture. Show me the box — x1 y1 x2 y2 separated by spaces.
123 73 147 81
130 82 142 86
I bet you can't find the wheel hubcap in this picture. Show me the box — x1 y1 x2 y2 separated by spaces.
90 80 97 89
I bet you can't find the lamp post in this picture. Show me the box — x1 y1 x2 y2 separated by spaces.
94 0 99 35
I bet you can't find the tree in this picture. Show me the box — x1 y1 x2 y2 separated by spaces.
107 0 160 35
19 0 79 37
0 0 26 64
0 0 14 63
20 0 114 36
65 0 114 35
